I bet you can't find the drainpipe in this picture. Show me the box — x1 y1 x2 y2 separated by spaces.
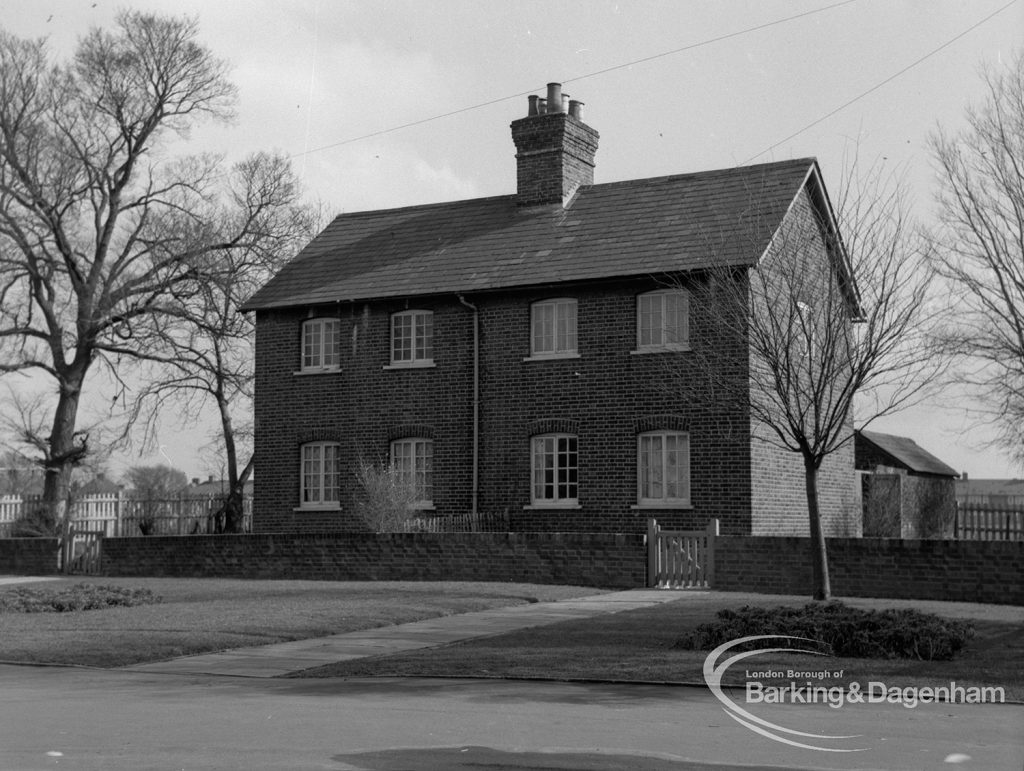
458 295 480 515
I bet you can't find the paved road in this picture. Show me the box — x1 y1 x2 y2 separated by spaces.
1 664 1021 771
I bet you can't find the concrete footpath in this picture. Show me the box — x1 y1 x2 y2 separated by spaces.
122 589 684 678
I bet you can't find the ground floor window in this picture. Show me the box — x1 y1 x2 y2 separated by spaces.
391 438 433 506
301 442 340 507
638 431 690 505
531 434 578 504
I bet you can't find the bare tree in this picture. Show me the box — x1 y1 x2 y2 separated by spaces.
0 13 306 526
930 52 1024 466
131 154 319 532
676 163 941 600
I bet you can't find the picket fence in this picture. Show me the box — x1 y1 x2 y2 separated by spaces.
0 492 253 537
955 504 1024 541
403 510 511 532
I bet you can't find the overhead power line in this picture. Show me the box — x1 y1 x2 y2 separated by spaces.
291 0 861 160
744 0 1019 162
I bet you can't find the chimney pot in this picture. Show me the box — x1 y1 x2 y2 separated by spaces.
527 94 539 116
511 82 599 207
546 82 564 112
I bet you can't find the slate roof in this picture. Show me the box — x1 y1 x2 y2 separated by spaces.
242 158 819 311
857 430 959 477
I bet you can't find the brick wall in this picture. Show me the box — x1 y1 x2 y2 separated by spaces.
715 535 1024 605
748 187 859 537
254 275 756 535
0 538 59 575
101 532 645 588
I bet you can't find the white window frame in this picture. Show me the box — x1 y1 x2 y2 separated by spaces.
634 290 689 353
528 298 579 359
636 431 690 507
529 433 579 507
299 441 341 509
390 438 434 508
300 318 341 372
389 310 434 367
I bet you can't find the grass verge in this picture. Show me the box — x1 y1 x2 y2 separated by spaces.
0 577 604 668
293 593 1024 700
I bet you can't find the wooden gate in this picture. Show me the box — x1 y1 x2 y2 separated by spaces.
647 518 718 589
61 525 104 575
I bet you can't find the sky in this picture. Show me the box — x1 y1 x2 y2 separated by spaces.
1 0 1022 482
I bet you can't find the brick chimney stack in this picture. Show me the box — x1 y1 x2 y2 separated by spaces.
511 82 599 207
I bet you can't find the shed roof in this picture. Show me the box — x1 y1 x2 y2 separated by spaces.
857 430 959 477
242 158 820 310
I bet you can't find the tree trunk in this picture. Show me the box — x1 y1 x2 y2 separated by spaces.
41 377 85 538
804 456 831 601
213 393 250 533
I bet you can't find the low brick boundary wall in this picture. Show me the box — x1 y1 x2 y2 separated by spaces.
716 536 1024 605
101 532 646 588
0 538 59 575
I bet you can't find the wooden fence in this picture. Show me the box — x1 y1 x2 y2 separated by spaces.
403 510 511 532
955 504 1024 541
647 518 719 589
0 492 253 537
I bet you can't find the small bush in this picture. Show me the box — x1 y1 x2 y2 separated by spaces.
353 460 420 533
10 506 59 537
0 583 161 613
675 602 974 661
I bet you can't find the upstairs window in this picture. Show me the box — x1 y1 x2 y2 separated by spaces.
391 310 434 365
637 431 690 506
391 438 433 506
531 434 578 505
301 318 341 371
636 290 689 351
531 299 577 357
300 442 341 508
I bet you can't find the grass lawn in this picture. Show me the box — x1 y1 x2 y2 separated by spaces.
0 577 604 668
293 592 1024 700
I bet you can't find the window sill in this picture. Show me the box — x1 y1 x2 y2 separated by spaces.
523 353 581 362
630 345 690 355
631 503 693 510
523 503 582 510
293 367 342 376
383 361 436 370
294 505 342 512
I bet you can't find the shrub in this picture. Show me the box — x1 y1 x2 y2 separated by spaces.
353 460 420 533
675 602 974 661
0 583 161 613
10 506 59 537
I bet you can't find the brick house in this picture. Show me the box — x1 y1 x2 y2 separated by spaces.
242 83 858 536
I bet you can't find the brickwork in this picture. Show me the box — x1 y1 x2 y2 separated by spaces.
254 297 475 532
101 532 645 588
0 538 58 574
715 535 1024 605
254 275 756 534
510 112 599 206
748 187 858 536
